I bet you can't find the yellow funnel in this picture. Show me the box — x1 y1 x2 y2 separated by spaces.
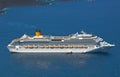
35 31 41 36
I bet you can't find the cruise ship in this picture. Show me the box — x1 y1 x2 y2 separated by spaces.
7 30 115 53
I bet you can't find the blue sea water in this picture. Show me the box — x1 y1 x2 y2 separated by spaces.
0 0 120 77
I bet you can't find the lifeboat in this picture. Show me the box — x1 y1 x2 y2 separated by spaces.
28 45 33 49
45 46 49 48
83 46 88 48
48 45 50 47
74 45 77 48
57 45 60 48
24 45 28 48
73 45 78 48
39 46 44 48
62 45 65 48
57 45 61 48
67 45 70 48
78 45 83 48
34 45 38 48
49 45 54 48
63 45 66 47
68 45 72 48
53 45 58 48
61 45 63 48
72 45 75 48
59 45 62 48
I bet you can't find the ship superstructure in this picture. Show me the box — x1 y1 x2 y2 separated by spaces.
7 30 115 53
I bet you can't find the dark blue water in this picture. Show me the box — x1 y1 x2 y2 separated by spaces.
0 0 120 77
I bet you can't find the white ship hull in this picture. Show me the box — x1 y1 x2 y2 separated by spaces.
8 49 95 53
8 46 112 53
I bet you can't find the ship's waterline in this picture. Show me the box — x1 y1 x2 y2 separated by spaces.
7 30 115 53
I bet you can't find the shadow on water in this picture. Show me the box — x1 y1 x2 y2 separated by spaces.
0 0 95 14
9 52 110 70
86 51 111 56
0 0 68 13
0 0 49 14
